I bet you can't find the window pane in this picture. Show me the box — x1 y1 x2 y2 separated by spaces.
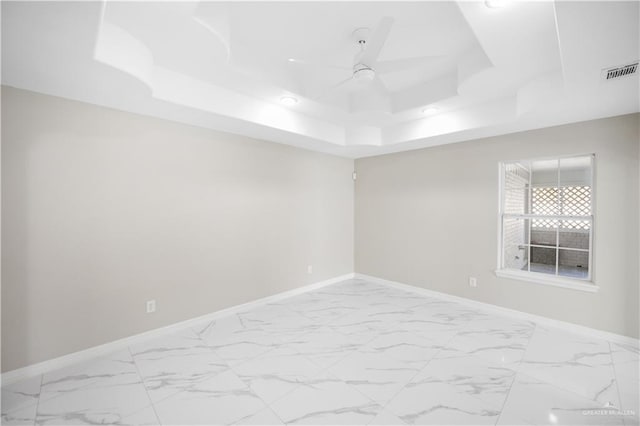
530 219 558 276
530 247 557 275
558 249 589 279
503 218 530 270
559 155 592 189
531 159 559 217
504 163 530 190
559 156 592 230
560 187 591 225
504 188 529 214
531 224 557 248
504 162 530 214
531 187 560 219
559 225 590 250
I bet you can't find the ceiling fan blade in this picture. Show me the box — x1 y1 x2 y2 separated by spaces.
287 58 352 72
312 76 354 101
371 77 388 97
376 56 445 74
359 16 394 65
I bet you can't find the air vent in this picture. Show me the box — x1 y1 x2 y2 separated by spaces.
602 62 638 80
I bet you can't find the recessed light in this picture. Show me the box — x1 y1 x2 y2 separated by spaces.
287 58 296 62
280 96 298 106
422 106 439 115
485 0 507 8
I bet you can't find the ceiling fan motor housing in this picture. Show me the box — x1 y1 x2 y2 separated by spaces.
353 63 376 82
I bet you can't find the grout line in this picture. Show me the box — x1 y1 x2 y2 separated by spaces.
374 316 478 422
360 296 471 422
493 323 538 426
246 286 396 421
265 405 288 426
504 331 624 414
607 341 625 411
32 374 44 426
127 346 162 426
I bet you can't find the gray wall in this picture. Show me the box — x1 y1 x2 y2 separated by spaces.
355 114 639 339
1 87 354 372
2 85 638 373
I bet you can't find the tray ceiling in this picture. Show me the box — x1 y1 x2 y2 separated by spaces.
2 1 638 158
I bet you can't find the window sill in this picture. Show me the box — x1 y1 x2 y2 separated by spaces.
494 269 599 293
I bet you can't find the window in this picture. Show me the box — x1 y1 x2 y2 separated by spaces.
496 154 596 292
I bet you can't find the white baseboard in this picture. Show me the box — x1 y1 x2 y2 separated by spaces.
355 273 639 347
1 273 354 386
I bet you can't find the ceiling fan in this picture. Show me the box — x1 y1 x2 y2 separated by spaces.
288 17 442 99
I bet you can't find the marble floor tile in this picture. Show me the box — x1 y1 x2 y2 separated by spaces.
208 328 284 367
499 373 626 425
33 350 152 424
1 375 41 414
385 379 501 425
327 311 395 337
382 292 434 310
369 409 408 425
130 329 229 402
269 372 383 425
231 346 322 403
444 317 535 367
285 327 362 368
282 294 359 323
1 403 38 426
117 405 160 425
362 330 443 369
413 348 517 409
297 304 360 324
39 350 141 401
235 407 284 425
35 376 152 425
191 314 258 343
194 311 285 367
519 326 620 407
411 301 490 327
152 369 266 425
255 312 324 342
328 351 421 405
238 303 293 321
611 342 640 365
391 311 463 346
2 278 638 425
610 343 640 426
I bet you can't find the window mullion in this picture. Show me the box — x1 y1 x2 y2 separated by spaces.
555 158 560 276
527 162 532 273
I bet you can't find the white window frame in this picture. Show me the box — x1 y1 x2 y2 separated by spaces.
495 154 598 293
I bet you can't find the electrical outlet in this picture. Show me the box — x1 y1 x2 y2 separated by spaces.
146 300 156 313
469 277 478 288
307 265 313 274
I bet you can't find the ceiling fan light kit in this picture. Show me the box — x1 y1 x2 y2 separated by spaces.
353 64 376 82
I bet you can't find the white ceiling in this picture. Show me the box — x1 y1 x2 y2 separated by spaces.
2 1 638 158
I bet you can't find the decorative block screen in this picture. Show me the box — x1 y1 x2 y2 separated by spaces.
531 186 591 230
